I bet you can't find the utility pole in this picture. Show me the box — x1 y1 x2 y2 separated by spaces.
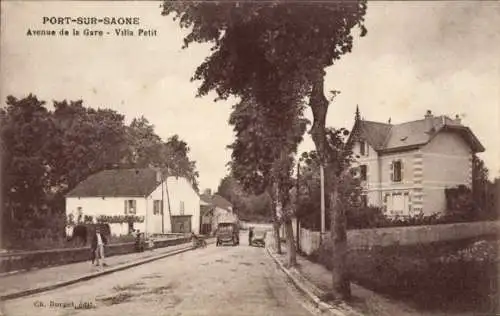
161 174 165 234
296 162 300 252
320 164 325 243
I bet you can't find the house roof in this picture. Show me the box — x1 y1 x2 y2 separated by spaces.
200 193 212 205
351 114 485 153
198 193 233 212
66 168 161 198
211 194 233 211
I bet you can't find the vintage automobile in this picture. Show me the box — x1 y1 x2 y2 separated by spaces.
250 229 267 248
216 222 239 246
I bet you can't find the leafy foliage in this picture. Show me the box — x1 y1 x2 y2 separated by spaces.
472 155 498 220
216 175 272 222
228 97 308 197
96 215 145 224
124 118 200 191
297 127 360 227
162 1 367 104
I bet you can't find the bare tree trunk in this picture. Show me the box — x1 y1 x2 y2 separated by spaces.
309 73 351 300
329 180 351 300
273 219 282 254
269 188 282 254
284 217 297 267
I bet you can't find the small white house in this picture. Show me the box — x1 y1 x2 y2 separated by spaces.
65 168 201 236
199 193 238 235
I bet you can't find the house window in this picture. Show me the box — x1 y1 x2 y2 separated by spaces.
360 165 367 181
391 160 403 182
124 200 136 214
153 200 161 215
179 201 185 215
359 141 366 156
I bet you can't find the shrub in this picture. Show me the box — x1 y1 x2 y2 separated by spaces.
445 185 477 222
346 206 386 229
308 237 498 314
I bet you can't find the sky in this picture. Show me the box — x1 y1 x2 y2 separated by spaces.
1 1 499 191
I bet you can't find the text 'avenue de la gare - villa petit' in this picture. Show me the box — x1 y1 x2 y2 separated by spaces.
26 16 158 37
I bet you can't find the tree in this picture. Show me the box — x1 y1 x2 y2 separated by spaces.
1 95 59 247
162 0 367 299
125 116 163 168
162 135 200 192
227 95 308 264
472 155 496 220
50 100 130 192
217 175 273 222
125 118 200 191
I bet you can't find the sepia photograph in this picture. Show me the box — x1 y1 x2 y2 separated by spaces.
1 1 499 315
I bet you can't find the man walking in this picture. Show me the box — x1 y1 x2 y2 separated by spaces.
91 227 107 267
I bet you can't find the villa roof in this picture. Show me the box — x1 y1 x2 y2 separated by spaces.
351 114 484 153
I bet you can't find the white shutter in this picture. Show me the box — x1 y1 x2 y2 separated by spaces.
131 200 137 214
124 200 128 215
389 161 394 182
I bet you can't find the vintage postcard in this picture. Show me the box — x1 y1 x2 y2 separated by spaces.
1 1 499 315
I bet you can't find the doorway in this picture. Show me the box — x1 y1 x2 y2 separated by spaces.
171 215 192 233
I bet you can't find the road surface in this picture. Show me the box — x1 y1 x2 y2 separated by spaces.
1 232 317 316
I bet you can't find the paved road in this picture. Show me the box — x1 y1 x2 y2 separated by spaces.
1 233 316 316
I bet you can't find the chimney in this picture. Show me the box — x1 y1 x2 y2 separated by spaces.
424 110 434 131
204 188 212 196
156 170 162 182
454 114 462 125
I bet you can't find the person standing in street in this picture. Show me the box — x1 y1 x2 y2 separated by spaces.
91 227 107 267
248 227 254 246
135 229 143 252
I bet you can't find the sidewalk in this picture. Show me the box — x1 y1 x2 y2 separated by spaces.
0 241 195 299
269 246 423 316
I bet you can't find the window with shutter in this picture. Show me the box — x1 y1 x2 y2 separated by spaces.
392 160 402 182
124 200 136 214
